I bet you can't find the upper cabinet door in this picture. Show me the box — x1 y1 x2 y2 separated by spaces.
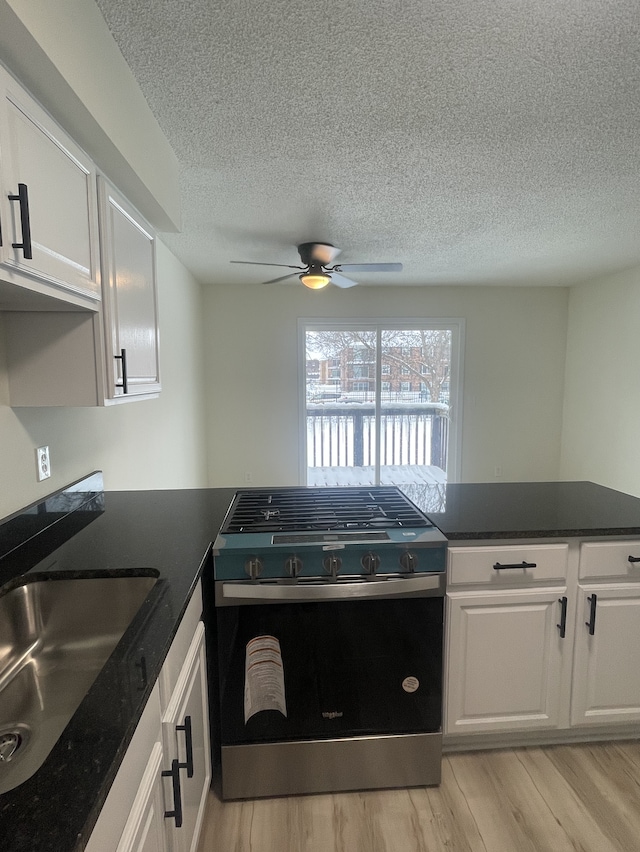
0 66 100 303
98 177 161 399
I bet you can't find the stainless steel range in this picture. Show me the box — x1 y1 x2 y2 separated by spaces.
212 486 447 799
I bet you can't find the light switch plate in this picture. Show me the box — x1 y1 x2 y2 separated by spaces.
36 446 51 481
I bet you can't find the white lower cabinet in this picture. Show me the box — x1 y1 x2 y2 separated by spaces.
446 588 567 734
162 622 211 852
571 584 640 726
445 539 640 742
116 743 168 852
87 585 210 852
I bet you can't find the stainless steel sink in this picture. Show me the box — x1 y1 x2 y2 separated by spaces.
0 572 158 794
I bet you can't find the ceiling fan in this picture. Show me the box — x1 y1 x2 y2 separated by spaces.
230 243 403 289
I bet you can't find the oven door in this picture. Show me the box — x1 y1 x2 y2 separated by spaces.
215 574 444 747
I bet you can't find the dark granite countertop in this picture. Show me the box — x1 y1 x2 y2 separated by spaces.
3 475 640 852
425 481 640 540
0 474 236 852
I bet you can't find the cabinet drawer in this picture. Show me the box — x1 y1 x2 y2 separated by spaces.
579 540 640 581
448 543 569 586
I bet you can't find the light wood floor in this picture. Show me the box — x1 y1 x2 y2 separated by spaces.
197 741 640 851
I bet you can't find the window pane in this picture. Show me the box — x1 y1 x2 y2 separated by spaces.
305 329 376 485
379 328 452 509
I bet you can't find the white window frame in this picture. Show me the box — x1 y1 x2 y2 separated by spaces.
298 318 465 484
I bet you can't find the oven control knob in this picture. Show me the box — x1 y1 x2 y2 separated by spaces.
285 555 303 577
361 552 381 575
323 554 342 578
245 556 264 580
400 551 418 573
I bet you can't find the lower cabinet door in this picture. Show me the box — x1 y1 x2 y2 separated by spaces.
571 584 640 726
162 622 211 852
446 588 568 735
116 742 168 852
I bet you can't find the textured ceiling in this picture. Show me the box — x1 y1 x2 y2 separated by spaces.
94 0 640 287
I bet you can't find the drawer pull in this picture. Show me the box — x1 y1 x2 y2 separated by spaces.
493 561 537 570
557 596 568 638
8 183 33 259
177 715 194 778
162 759 183 828
586 594 597 636
628 555 640 564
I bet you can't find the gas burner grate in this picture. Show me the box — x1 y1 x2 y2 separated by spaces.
221 486 431 533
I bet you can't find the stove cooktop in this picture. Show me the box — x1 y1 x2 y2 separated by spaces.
220 486 432 534
213 487 447 581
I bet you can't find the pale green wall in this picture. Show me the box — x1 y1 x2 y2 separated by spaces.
203 282 569 488
560 265 640 496
0 241 208 518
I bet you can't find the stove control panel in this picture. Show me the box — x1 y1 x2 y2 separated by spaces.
216 525 447 581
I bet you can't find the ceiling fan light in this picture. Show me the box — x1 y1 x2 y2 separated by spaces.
300 272 330 290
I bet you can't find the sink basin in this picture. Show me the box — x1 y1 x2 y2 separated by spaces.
0 572 158 794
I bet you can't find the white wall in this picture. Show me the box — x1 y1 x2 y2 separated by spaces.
560 264 640 496
203 282 568 487
0 241 208 518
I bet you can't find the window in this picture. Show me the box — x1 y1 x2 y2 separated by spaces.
352 364 371 379
301 321 464 504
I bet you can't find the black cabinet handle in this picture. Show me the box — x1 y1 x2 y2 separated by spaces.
176 715 194 778
114 348 128 393
585 593 597 636
162 759 183 828
8 183 33 259
493 561 537 570
557 596 568 638
628 555 640 564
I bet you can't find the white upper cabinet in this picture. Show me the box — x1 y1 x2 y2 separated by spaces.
98 177 161 398
0 65 100 307
4 178 161 406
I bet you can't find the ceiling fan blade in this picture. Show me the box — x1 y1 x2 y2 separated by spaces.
262 272 302 285
331 272 359 289
230 261 303 269
336 263 403 273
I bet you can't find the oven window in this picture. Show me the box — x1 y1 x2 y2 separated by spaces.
217 596 443 746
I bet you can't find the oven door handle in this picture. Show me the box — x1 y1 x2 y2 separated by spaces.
219 574 445 603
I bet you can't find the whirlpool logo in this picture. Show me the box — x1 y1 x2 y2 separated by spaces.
322 711 343 719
